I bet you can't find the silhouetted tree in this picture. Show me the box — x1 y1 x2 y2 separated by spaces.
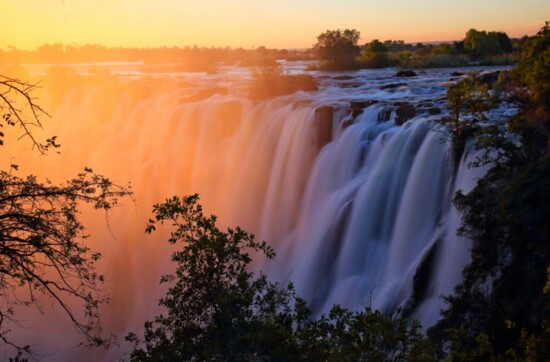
313 29 361 70
0 76 132 355
127 195 435 361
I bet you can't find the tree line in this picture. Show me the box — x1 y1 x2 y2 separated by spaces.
313 27 521 70
0 26 524 73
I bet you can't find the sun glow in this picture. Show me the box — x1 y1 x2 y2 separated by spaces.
1 0 548 50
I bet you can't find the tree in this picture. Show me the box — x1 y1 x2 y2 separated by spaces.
360 39 391 68
364 39 388 53
127 195 435 361
430 22 550 359
313 29 361 70
463 29 512 60
445 74 491 129
0 76 58 152
248 64 318 100
126 194 310 361
0 76 132 355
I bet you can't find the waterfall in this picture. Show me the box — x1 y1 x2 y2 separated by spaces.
3 67 486 360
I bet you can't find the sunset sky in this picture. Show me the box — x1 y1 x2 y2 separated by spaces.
1 0 548 50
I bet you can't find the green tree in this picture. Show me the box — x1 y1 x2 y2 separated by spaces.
248 64 318 100
313 29 361 70
445 74 491 128
127 195 435 361
365 39 388 53
0 76 132 355
463 29 513 61
360 39 391 68
126 194 309 361
430 22 550 360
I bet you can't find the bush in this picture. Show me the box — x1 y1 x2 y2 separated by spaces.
248 64 317 99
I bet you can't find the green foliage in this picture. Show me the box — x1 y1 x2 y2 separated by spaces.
127 194 306 360
128 195 435 361
248 64 317 100
296 306 436 362
430 21 550 360
313 29 361 70
442 74 491 159
359 40 392 68
445 74 491 127
365 39 388 53
515 21 550 110
464 29 512 60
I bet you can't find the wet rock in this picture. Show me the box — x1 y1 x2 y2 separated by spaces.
350 100 379 118
350 100 378 109
339 82 362 88
476 71 501 88
395 103 416 125
377 107 393 122
332 75 354 80
396 70 418 77
314 106 334 148
380 83 407 90
428 107 442 115
451 71 464 77
341 119 354 129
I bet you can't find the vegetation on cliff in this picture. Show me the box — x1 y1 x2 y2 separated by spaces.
429 21 550 361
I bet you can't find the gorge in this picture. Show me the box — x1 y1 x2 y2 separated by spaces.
5 63 500 360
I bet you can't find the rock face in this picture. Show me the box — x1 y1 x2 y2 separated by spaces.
395 103 416 125
395 70 418 77
350 100 379 118
350 100 379 109
314 106 334 148
377 107 393 122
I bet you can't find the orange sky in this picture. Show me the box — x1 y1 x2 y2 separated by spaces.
1 0 548 49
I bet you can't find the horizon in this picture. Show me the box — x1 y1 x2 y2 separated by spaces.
1 1 548 50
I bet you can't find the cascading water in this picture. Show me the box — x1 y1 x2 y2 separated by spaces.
2 63 495 360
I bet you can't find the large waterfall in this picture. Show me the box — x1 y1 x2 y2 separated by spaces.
3 63 490 360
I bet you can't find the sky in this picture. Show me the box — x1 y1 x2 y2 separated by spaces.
1 0 549 50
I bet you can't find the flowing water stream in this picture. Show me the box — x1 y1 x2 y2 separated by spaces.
2 62 498 360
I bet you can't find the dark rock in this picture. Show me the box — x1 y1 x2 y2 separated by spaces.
314 106 334 148
350 100 379 119
428 107 442 115
451 71 464 77
395 103 416 125
476 71 501 88
396 70 418 77
380 83 407 90
377 107 393 122
339 82 362 88
350 100 379 109
341 119 353 129
332 75 354 80
409 241 440 312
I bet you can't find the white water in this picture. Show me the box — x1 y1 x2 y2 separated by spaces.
1 64 494 360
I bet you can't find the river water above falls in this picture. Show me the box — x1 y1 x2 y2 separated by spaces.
3 62 500 360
